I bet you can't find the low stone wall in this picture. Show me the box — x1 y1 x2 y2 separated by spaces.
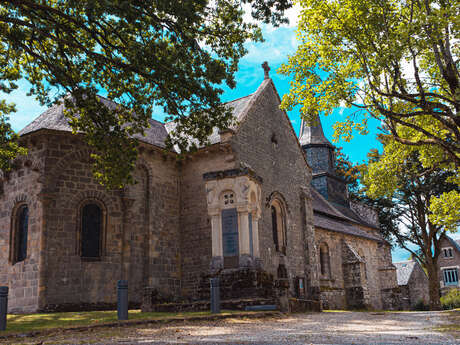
198 268 276 301
289 298 322 312
381 287 402 310
345 287 368 309
143 298 276 313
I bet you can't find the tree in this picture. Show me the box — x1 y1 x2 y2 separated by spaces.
362 137 458 310
279 0 459 167
335 140 458 309
0 0 292 188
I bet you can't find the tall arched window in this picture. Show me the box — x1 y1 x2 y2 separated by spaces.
221 191 239 268
319 243 330 277
271 199 286 254
81 203 102 258
10 204 29 264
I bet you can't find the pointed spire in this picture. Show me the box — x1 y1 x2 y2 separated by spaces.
299 114 333 147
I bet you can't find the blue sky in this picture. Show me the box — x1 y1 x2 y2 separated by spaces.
6 18 458 262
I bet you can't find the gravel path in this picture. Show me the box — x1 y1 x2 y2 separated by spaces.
8 311 458 345
101 311 458 345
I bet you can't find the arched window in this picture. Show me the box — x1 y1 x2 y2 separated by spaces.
271 199 286 254
10 204 29 264
221 191 238 268
319 243 330 277
81 203 102 258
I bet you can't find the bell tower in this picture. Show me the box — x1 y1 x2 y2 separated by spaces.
299 116 349 207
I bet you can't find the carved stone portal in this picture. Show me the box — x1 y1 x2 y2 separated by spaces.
204 170 262 271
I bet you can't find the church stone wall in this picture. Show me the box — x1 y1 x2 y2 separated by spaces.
179 147 235 299
35 133 180 310
315 228 386 310
0 137 46 313
230 81 317 298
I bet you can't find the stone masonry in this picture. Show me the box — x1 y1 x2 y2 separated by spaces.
0 68 398 313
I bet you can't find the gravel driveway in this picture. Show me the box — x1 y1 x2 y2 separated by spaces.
102 311 458 345
8 311 459 345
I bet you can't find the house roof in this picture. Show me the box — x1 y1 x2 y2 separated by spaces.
444 235 460 252
393 260 417 286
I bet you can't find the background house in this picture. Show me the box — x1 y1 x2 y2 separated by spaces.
438 235 460 293
394 260 429 309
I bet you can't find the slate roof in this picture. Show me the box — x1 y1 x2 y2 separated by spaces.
393 260 417 286
163 94 254 148
19 92 255 151
314 214 383 242
311 188 384 241
299 115 333 147
444 235 460 252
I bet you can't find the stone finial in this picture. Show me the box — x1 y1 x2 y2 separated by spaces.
262 61 270 79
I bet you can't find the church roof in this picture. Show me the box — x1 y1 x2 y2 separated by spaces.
311 188 383 241
18 92 256 151
299 115 333 147
314 214 383 242
18 96 170 148
393 260 417 286
163 93 254 147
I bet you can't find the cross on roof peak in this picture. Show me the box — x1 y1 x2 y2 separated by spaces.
262 61 270 79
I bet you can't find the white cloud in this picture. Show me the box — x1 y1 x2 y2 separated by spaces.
242 2 301 28
1 80 47 132
241 26 298 66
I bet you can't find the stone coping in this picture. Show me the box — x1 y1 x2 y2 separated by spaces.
203 167 263 184
0 310 282 341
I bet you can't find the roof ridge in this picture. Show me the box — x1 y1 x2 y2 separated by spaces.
224 93 254 105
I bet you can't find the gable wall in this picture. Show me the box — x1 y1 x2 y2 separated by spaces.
438 236 460 290
230 81 316 295
407 263 429 307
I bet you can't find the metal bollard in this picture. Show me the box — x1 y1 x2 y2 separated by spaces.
0 286 8 331
117 280 128 321
210 277 220 314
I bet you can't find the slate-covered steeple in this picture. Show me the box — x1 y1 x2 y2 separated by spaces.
300 115 349 207
299 116 335 175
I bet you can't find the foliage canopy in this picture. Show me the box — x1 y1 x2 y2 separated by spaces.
280 0 459 167
0 0 291 188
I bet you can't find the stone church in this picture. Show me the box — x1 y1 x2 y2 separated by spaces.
0 66 399 313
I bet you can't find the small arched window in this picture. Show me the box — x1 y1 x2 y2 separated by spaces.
81 203 102 258
319 243 330 277
10 205 29 264
271 199 286 254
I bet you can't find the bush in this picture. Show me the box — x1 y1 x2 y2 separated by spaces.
412 299 429 311
441 289 460 310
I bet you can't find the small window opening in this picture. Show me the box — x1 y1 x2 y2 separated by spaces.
81 203 102 258
11 205 29 264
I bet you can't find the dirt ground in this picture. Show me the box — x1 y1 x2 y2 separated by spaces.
5 310 460 345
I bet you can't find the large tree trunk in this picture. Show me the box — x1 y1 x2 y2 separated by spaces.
426 261 442 310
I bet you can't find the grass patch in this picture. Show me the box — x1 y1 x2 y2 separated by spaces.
3 309 242 335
